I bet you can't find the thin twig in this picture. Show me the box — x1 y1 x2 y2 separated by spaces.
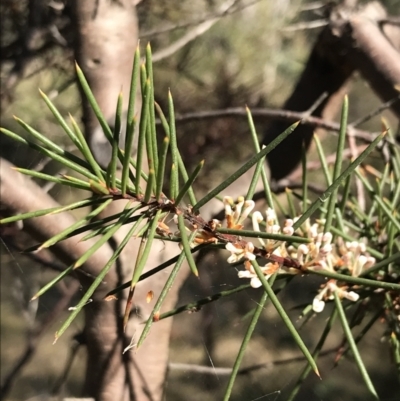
51 341 82 396
1 238 67 272
380 17 400 26
280 144 369 191
152 0 238 63
0 281 80 400
350 94 400 128
281 19 328 32
140 0 262 39
165 107 377 142
304 92 329 117
32 145 76 173
168 347 337 376
299 2 326 12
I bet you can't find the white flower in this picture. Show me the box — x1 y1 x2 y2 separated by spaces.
312 298 326 313
250 277 263 288
237 261 279 288
252 211 263 231
312 283 330 313
309 223 319 240
252 212 265 247
271 224 281 234
266 208 276 224
344 291 360 302
297 244 309 265
223 196 254 228
232 197 244 222
237 269 263 288
322 232 333 244
226 242 255 264
312 280 360 313
320 243 332 256
283 219 294 236
239 200 255 223
339 239 375 276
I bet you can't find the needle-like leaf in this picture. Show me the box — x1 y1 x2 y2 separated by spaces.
251 260 320 378
334 292 378 399
193 121 299 212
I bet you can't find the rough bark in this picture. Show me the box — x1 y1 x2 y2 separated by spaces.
264 1 400 181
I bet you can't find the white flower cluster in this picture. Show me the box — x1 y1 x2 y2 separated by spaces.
223 202 376 313
225 206 298 288
312 280 360 313
223 196 255 230
337 239 376 277
252 208 294 252
226 242 255 264
238 260 281 289
313 237 375 312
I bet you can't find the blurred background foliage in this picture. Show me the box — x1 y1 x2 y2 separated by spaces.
1 1 399 400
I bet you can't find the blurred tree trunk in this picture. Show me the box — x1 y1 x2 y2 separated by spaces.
265 1 400 181
71 0 138 166
70 2 189 401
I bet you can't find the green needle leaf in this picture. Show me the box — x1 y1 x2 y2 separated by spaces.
39 199 113 250
0 197 109 225
334 292 378 399
155 136 170 200
193 121 299 212
73 206 136 269
168 91 179 200
313 133 332 186
124 43 141 182
135 74 151 194
69 114 105 181
307 268 400 291
105 243 208 299
13 116 64 154
155 101 197 204
11 168 92 191
31 265 74 300
75 63 113 144
324 96 348 233
1 128 100 182
174 160 204 206
123 210 162 330
108 92 123 189
170 163 178 201
287 309 338 401
246 106 274 208
251 260 320 378
121 116 137 196
143 169 155 203
223 273 277 401
54 209 141 343
146 43 158 174
135 232 198 350
293 129 387 231
39 90 82 151
245 146 265 201
177 214 199 277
